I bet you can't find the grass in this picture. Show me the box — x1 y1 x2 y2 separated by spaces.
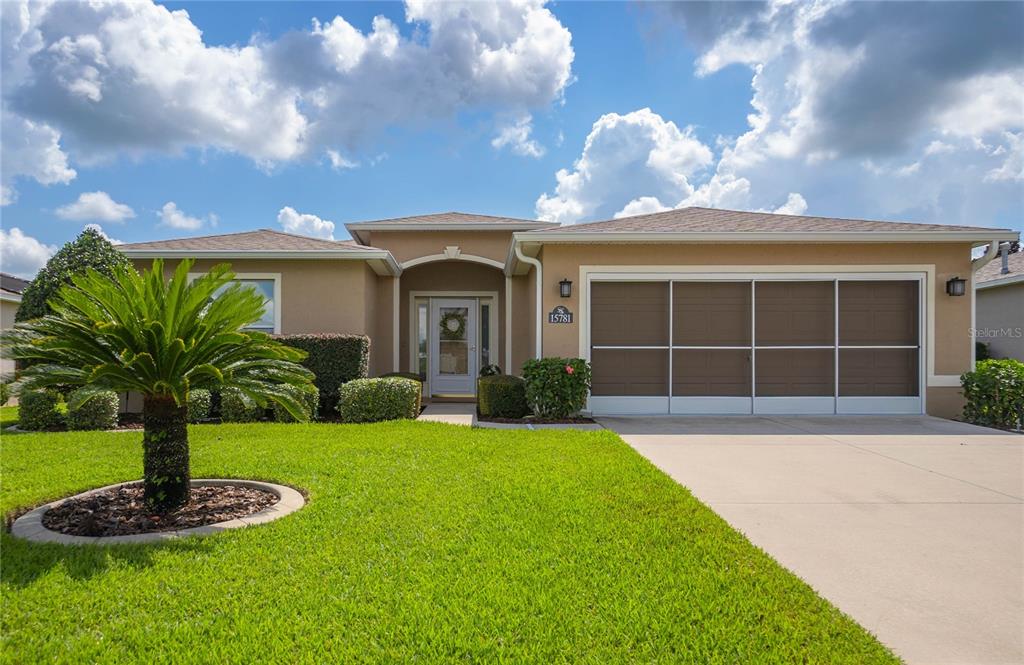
1 421 898 664
0 406 17 429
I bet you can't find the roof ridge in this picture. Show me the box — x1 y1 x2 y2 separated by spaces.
346 211 542 226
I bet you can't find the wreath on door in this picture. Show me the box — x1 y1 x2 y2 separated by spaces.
439 310 467 340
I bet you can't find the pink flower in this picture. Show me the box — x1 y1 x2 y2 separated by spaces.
565 365 574 375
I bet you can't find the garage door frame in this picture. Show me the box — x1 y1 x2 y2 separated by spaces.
584 270 926 416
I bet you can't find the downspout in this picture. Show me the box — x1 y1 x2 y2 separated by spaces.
971 240 1000 272
514 243 543 359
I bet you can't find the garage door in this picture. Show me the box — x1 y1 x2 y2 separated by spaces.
589 278 922 415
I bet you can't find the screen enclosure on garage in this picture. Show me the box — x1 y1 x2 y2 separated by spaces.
588 275 923 415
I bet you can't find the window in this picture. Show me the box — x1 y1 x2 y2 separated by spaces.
211 277 278 333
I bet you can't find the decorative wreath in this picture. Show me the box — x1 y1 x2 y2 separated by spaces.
439 310 467 340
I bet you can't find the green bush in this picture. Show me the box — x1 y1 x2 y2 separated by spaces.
961 359 1024 430
187 389 212 423
337 377 421 423
275 334 370 414
220 388 265 423
66 387 120 431
976 341 992 361
522 357 592 419
381 371 424 382
19 389 64 431
273 386 320 423
0 382 9 406
478 375 528 418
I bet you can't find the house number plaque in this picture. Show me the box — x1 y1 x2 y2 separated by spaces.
548 305 573 324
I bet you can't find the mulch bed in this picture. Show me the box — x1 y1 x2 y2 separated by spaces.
42 483 278 537
478 415 596 425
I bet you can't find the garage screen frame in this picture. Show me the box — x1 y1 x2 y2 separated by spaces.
585 272 925 416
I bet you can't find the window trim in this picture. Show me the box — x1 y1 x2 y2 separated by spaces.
188 272 282 334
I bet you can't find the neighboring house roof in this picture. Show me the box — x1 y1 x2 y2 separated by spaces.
118 229 400 275
975 248 1024 290
345 211 556 244
0 288 21 304
0 272 29 294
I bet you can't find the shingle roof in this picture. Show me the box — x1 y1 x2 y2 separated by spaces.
0 272 30 294
976 248 1024 283
347 211 545 227
542 207 1011 234
118 229 381 252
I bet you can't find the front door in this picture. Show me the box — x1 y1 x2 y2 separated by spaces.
430 298 477 396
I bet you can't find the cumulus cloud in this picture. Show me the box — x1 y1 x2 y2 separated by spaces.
0 109 76 205
492 114 545 157
55 191 134 222
536 108 713 224
0 0 573 198
158 202 213 231
0 227 56 279
83 223 122 245
325 150 358 170
277 206 335 240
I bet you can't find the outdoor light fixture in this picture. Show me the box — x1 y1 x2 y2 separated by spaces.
946 276 966 296
559 278 572 298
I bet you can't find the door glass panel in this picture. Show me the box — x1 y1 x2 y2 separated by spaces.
755 282 834 346
480 303 491 367
438 306 469 375
755 349 835 396
591 282 669 346
839 349 919 396
591 349 668 396
839 281 918 346
673 349 751 396
417 301 428 378
673 282 751 346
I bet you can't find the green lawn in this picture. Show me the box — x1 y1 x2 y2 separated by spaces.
1 421 898 664
0 406 18 429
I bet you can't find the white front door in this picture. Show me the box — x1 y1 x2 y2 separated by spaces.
430 298 477 396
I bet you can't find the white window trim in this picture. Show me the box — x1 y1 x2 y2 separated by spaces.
189 272 282 334
580 268 928 416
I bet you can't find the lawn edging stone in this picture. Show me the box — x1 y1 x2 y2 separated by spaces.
10 479 305 546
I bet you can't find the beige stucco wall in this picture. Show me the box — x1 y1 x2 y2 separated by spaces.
530 242 976 418
361 230 512 265
976 282 1024 360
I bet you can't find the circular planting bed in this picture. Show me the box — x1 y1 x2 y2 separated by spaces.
10 479 304 545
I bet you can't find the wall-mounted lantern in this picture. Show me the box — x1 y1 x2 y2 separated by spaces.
945 276 966 296
559 278 572 298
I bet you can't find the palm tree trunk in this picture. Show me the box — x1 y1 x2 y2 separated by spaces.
142 395 191 512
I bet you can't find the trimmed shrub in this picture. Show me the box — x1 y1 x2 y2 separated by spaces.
337 377 421 423
19 389 64 431
478 375 528 419
66 387 119 431
187 389 212 424
220 388 264 423
273 386 320 423
0 382 9 406
961 359 1024 430
479 364 502 377
522 357 592 419
275 334 370 414
381 371 424 382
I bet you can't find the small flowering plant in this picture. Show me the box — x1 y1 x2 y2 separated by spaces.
522 357 592 418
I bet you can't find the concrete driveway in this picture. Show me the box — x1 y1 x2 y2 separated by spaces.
599 415 1023 665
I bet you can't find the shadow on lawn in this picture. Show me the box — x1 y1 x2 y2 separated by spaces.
0 532 216 587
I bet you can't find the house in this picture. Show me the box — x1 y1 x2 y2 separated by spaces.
974 245 1024 361
0 272 29 378
118 207 1019 419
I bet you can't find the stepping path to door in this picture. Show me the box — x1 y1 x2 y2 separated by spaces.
417 403 477 426
601 415 1024 665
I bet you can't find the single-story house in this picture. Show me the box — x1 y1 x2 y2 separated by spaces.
974 245 1024 361
118 207 1019 419
1 272 29 378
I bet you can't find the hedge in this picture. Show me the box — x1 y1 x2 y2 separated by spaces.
337 377 421 423
478 375 528 419
0 382 9 406
275 334 370 414
961 359 1024 430
220 388 265 423
19 390 64 431
66 388 120 431
522 357 592 419
187 389 212 423
273 386 320 423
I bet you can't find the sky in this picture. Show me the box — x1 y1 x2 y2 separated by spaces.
1 0 1021 278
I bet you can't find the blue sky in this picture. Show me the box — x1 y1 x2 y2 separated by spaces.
1 1 1021 277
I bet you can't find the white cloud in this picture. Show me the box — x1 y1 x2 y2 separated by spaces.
325 149 358 170
55 191 134 222
1 0 573 190
614 196 671 219
492 114 545 158
769 193 808 215
158 202 212 230
277 206 335 239
536 108 713 224
0 227 56 279
83 223 122 245
0 109 76 205
985 132 1023 183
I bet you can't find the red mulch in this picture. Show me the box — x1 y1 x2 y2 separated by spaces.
477 415 596 425
42 483 277 537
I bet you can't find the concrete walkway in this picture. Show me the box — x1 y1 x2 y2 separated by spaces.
417 403 476 426
600 415 1024 665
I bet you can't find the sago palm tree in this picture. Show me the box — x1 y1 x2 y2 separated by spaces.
2 259 315 512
